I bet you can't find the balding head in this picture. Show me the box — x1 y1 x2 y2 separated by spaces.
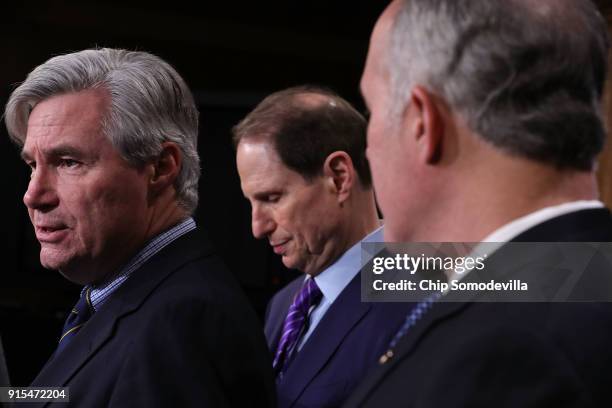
232 86 372 188
234 86 379 275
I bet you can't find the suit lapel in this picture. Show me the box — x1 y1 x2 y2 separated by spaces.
279 274 372 407
265 309 285 352
265 278 303 351
353 297 471 403
369 237 567 371
31 297 125 408
31 229 214 402
351 256 511 403
388 209 612 358
354 208 612 403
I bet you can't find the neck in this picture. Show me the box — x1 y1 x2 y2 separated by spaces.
91 198 187 285
307 190 379 276
344 189 380 247
411 159 598 242
144 200 189 243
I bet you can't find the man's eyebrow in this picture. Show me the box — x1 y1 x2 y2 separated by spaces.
20 145 86 162
253 190 282 200
48 146 86 158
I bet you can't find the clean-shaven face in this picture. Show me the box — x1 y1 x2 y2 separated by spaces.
21 89 152 284
236 139 343 275
361 0 416 242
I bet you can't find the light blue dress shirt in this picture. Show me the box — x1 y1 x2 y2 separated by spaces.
297 225 384 351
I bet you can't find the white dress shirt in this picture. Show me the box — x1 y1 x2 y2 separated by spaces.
446 200 604 282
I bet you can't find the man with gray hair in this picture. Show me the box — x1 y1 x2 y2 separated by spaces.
5 48 274 407
345 0 612 406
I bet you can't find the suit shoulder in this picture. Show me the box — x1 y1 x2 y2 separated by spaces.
134 251 259 329
160 252 242 299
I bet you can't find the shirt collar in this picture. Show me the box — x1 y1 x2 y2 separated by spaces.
481 200 604 243
313 225 384 304
85 217 197 311
446 200 604 282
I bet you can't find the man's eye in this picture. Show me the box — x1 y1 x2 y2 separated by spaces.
60 159 80 168
266 194 280 203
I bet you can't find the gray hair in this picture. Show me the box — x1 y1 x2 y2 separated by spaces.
387 0 609 170
5 48 200 212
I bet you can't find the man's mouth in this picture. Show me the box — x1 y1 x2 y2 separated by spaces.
270 240 290 255
35 224 69 243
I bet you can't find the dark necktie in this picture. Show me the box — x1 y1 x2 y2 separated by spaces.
273 278 322 376
56 287 94 355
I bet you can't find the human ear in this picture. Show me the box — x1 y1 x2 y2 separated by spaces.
149 141 182 195
323 151 355 203
408 86 445 164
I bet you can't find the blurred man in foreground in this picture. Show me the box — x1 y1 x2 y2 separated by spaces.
346 0 612 406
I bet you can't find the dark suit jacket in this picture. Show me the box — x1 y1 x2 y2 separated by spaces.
266 272 415 408
30 229 275 408
345 209 612 407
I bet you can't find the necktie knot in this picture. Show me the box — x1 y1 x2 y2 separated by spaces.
273 278 322 375
293 278 322 314
57 287 94 354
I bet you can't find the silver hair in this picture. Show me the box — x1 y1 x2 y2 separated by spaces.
5 48 200 213
387 0 609 170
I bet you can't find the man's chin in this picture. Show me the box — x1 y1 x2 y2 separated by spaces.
281 256 295 270
39 255 66 273
281 255 302 273
40 254 91 286
283 256 319 276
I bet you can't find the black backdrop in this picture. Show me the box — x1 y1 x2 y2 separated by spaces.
6 0 610 387
0 0 387 385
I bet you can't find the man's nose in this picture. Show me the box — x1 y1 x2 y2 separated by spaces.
23 167 59 211
251 206 275 239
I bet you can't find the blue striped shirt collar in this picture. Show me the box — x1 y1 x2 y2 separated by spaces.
83 217 197 311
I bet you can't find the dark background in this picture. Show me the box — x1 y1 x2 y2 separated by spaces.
0 0 388 386
3 0 612 388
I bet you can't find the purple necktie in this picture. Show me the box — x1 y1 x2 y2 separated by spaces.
273 278 323 375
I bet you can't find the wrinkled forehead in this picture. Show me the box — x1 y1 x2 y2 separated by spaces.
22 90 110 156
26 89 109 129
236 138 312 190
236 139 285 179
